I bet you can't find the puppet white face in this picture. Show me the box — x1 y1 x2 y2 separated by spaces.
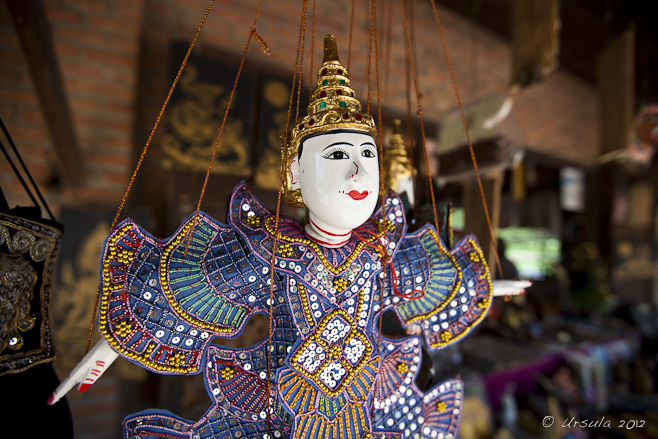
290 130 379 244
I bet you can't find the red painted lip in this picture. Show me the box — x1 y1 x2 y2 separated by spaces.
348 190 368 200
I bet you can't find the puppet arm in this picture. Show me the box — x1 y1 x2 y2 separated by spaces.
51 211 278 401
385 225 493 349
48 338 118 404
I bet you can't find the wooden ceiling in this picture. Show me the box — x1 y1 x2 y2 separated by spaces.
436 0 658 106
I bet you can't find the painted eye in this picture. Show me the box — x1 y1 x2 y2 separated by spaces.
322 149 349 160
362 149 376 158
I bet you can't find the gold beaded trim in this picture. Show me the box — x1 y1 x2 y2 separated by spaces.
298 284 315 327
263 216 383 275
159 218 242 334
428 237 492 349
295 393 370 438
401 228 462 325
99 223 197 373
344 357 379 403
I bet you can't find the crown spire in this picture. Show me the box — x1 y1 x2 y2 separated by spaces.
322 34 340 63
384 119 415 190
283 34 378 207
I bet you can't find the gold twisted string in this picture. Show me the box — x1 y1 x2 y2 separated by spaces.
381 0 393 122
251 27 272 56
266 1 309 434
294 5 309 123
369 0 388 358
347 0 356 71
184 0 266 256
403 0 420 202
429 0 503 276
402 1 414 171
400 0 441 247
366 2 375 114
308 0 317 103
84 0 216 354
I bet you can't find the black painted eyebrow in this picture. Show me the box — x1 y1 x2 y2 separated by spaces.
322 142 355 151
360 142 376 147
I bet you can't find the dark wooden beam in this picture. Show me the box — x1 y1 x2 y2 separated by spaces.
8 0 82 189
510 0 560 87
463 169 502 271
597 28 635 156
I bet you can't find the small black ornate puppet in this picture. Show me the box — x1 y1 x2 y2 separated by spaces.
52 35 523 439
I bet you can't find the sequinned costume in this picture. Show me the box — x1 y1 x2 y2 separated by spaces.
99 182 491 439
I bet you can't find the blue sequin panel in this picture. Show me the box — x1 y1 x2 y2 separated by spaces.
386 227 458 321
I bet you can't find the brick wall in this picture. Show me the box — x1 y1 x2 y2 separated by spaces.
0 0 143 210
499 70 600 163
1 0 600 213
0 2 57 208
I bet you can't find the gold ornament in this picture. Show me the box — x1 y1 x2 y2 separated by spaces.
283 34 378 207
332 277 348 292
220 367 235 380
383 119 415 193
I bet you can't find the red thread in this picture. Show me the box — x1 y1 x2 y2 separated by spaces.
353 226 424 300
310 219 350 237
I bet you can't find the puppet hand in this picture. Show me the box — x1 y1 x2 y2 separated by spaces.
48 338 119 405
492 280 532 297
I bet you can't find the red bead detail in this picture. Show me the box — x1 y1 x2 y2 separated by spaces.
309 119 315 125
355 114 362 121
337 69 343 75
343 114 349 120
298 124 304 130
321 68 328 75
320 90 326 98
336 90 342 95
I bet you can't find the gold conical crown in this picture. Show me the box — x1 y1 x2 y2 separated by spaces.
384 119 415 191
283 34 378 207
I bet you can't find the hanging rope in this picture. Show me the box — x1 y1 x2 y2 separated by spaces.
184 0 266 256
265 1 309 434
382 0 393 115
396 0 419 220
294 5 309 123
372 0 384 200
402 1 414 169
429 0 503 277
400 0 441 248
368 2 395 390
308 0 316 103
347 0 356 71
366 11 372 112
84 0 216 355
251 27 272 56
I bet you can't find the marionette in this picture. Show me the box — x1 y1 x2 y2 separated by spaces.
52 35 525 439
